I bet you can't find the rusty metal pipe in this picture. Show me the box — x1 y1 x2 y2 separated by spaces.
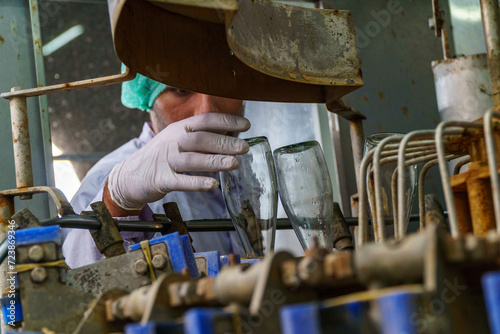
349 118 365 188
10 87 33 199
480 0 500 107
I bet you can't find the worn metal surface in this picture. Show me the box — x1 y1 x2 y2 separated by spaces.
227 0 362 86
433 54 493 122
67 242 172 296
480 0 500 107
16 241 93 332
355 225 436 288
110 0 362 103
11 208 41 229
89 201 126 258
429 0 451 59
163 203 193 249
105 273 189 326
9 87 33 194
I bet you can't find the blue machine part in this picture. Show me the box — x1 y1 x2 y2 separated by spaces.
280 299 369 334
129 232 194 276
14 225 61 247
219 254 240 268
280 302 321 334
482 271 500 334
241 258 261 265
377 291 419 334
1 293 23 325
180 234 199 278
125 321 184 334
195 251 220 277
184 308 228 334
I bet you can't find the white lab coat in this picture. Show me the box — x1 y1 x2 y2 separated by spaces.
62 122 244 268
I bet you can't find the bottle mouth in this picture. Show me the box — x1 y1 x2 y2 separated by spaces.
274 140 319 155
364 133 404 151
244 136 269 146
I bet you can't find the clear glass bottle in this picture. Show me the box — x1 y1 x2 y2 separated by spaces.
220 137 278 257
274 141 333 250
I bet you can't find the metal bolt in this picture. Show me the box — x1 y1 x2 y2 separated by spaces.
28 245 44 262
30 267 47 283
152 254 167 269
133 259 148 275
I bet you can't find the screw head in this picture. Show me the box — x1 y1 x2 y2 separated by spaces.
152 254 167 269
28 245 44 262
133 259 148 275
31 267 47 283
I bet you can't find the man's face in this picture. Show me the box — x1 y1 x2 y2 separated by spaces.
150 88 245 134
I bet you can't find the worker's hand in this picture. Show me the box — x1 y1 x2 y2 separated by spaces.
107 113 251 211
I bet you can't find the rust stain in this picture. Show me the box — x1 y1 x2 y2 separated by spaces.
17 54 20 60
378 92 386 100
377 124 383 132
401 106 410 120
32 5 36 11
411 80 416 85
0 16 3 19
34 39 41 50
360 96 368 103
0 196 15 223
0 35 4 44
63 83 70 88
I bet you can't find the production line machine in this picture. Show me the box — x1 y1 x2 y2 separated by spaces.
3 0 500 333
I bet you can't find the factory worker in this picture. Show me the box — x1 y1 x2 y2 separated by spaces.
62 68 249 268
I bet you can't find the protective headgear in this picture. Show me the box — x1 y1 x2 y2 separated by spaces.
121 64 167 112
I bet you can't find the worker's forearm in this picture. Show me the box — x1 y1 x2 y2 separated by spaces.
103 180 142 217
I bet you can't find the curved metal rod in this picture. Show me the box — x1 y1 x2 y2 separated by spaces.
373 136 402 243
453 156 471 175
435 121 482 238
391 168 398 237
418 154 462 230
358 149 375 246
484 109 500 232
397 131 436 239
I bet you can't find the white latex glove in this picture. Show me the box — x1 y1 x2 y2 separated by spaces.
108 113 251 210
